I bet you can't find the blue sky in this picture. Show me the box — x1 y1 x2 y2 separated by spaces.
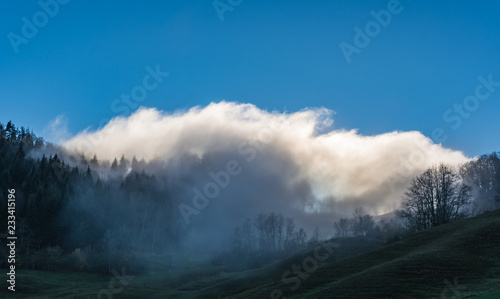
1 0 499 157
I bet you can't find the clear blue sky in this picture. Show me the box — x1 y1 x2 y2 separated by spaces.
1 0 499 157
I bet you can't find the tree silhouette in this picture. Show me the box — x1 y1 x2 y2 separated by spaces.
396 163 474 231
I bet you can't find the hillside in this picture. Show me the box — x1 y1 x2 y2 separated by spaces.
199 210 500 298
1 211 499 298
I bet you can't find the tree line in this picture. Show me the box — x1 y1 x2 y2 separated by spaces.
1 120 498 274
333 157 500 239
0 121 180 274
214 212 311 270
333 207 404 244
397 157 500 232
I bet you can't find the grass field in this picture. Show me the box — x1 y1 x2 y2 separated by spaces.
1 210 499 298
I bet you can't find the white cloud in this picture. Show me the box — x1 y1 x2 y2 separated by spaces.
62 101 469 216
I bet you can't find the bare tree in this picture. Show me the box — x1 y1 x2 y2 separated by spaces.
396 163 474 231
276 214 285 251
379 218 404 244
255 212 284 253
460 155 495 211
334 218 350 237
254 214 268 252
350 208 374 236
266 213 278 252
460 153 500 211
284 217 296 251
310 225 320 242
294 228 307 248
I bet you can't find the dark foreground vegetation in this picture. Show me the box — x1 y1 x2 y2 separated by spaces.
213 209 500 299
0 209 498 298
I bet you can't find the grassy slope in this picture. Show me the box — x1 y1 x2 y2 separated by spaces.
0 253 232 299
1 211 498 298
215 210 500 299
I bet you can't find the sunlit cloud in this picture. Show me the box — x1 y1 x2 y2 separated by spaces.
62 101 469 218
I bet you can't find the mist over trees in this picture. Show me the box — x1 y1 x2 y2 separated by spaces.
332 207 404 245
395 156 500 232
0 121 325 273
0 121 180 273
333 208 375 236
215 212 312 270
350 208 375 236
1 120 499 275
459 153 500 212
333 218 349 237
